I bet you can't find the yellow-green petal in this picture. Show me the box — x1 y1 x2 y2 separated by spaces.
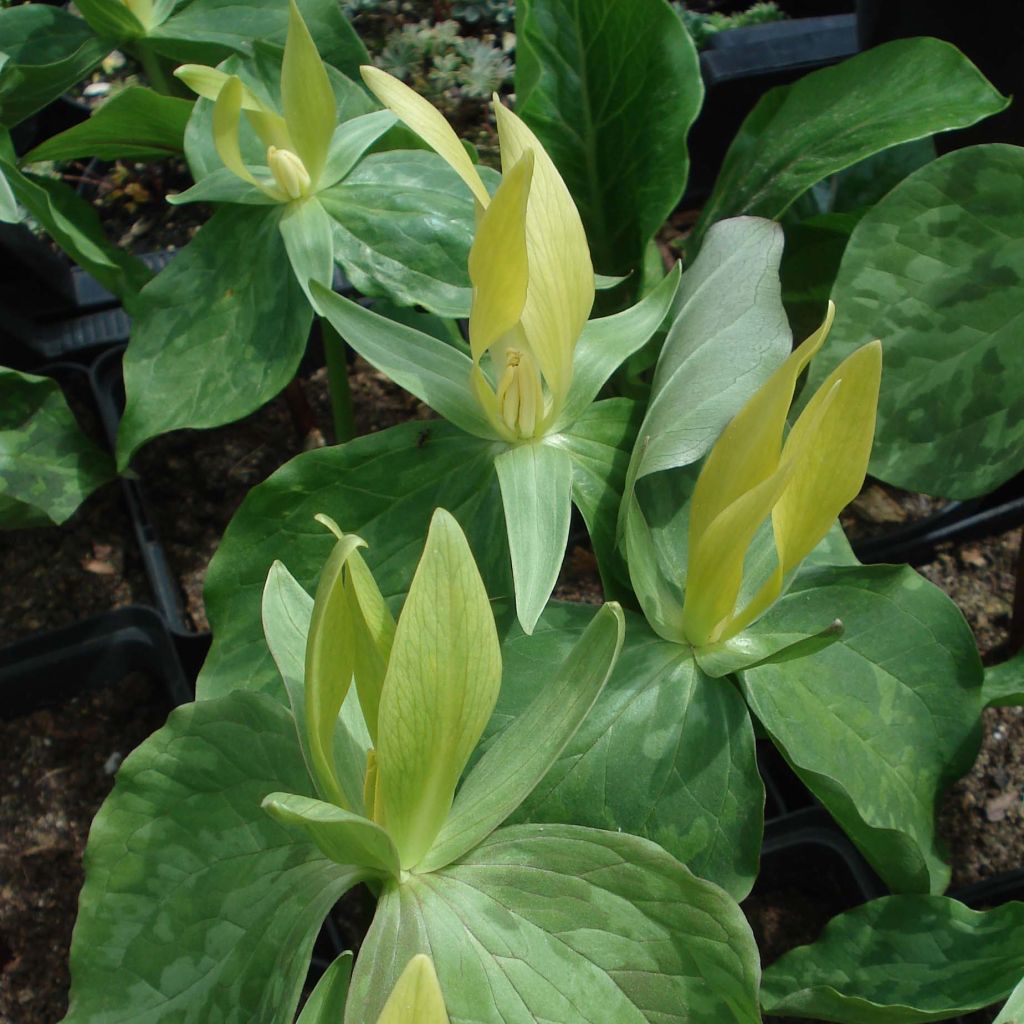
342 548 396 746
360 65 490 208
492 98 594 407
468 149 533 362
775 340 882 568
305 523 368 809
687 302 836 558
281 0 336 187
174 65 266 111
246 109 293 152
212 76 266 191
377 955 450 1024
375 509 501 869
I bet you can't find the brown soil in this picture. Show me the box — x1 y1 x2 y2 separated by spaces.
133 356 432 632
0 672 170 1024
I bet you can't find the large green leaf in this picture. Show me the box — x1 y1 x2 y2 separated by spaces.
515 0 702 283
741 564 983 894
495 440 574 635
117 204 311 466
495 603 763 900
0 133 150 300
0 5 109 127
690 38 1008 253
347 825 762 1023
149 0 368 75
63 691 363 1023
810 144 1024 499
626 217 791 489
321 152 497 318
24 87 192 162
297 953 352 1024
198 422 509 702
761 896 1024 1023
553 397 642 598
0 367 113 529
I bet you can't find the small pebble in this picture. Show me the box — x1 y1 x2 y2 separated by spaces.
103 753 123 776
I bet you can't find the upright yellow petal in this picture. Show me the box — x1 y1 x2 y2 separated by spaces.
305 525 368 809
281 0 336 187
687 303 836 557
775 340 882 568
212 76 265 191
361 66 490 208
467 149 533 361
377 955 450 1024
492 98 593 406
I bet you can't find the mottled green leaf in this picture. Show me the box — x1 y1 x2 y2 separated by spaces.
117 204 312 466
0 136 150 300
691 38 1008 252
741 564 983 893
516 0 702 283
0 5 109 127
495 603 763 900
0 367 113 529
198 422 509 702
812 144 1024 498
149 0 368 76
64 692 363 1023
761 896 1024 1023
321 152 498 318
25 87 192 162
626 217 791 488
553 397 642 598
347 825 762 1023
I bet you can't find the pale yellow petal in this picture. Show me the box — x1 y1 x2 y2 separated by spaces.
282 0 336 186
175 65 266 111
361 65 489 207
377 955 450 1024
212 76 263 190
492 98 593 405
687 302 836 557
468 149 533 361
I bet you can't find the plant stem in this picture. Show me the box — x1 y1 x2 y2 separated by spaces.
322 318 355 443
134 41 175 97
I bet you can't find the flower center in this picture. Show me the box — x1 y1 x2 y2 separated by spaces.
267 146 312 199
496 348 543 438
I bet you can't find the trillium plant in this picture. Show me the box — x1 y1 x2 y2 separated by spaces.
16 0 1024 1018
315 67 681 633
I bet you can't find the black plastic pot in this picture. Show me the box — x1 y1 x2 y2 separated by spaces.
852 472 1024 567
0 604 192 716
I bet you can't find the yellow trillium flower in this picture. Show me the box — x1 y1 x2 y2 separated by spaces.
174 0 336 203
303 510 500 872
360 65 595 442
681 302 882 648
377 955 450 1023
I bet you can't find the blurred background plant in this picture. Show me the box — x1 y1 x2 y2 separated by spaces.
675 1 786 49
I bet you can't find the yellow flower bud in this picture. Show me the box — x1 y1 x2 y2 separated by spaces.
495 348 544 438
267 145 312 200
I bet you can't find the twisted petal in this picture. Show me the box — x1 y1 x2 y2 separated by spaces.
212 76 268 193
492 98 594 406
360 65 490 207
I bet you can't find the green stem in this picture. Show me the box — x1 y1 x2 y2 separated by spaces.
322 318 356 443
134 41 176 97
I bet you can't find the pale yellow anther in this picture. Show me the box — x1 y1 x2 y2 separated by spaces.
496 348 543 438
267 146 312 200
